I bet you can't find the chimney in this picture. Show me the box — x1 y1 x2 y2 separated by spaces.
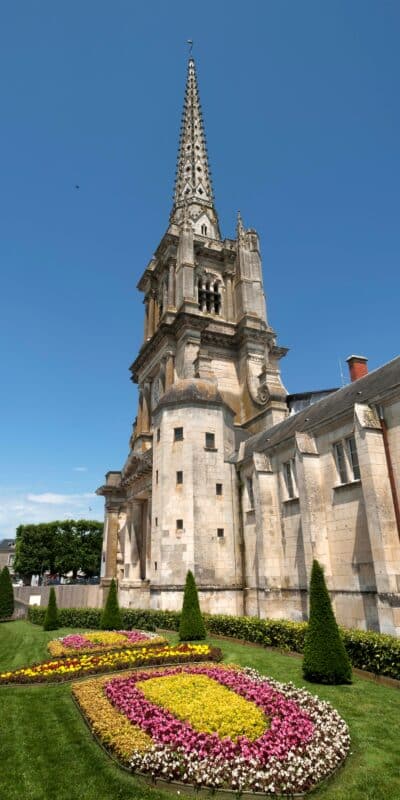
346 355 368 382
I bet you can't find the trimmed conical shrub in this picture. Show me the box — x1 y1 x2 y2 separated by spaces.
179 570 206 641
100 578 122 630
43 587 59 631
0 566 14 619
303 559 352 684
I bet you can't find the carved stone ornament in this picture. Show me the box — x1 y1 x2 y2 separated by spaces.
246 357 269 406
151 376 164 410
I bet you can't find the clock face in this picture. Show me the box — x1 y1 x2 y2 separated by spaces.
151 377 163 410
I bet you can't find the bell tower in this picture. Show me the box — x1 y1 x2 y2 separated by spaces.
98 55 289 605
129 55 288 452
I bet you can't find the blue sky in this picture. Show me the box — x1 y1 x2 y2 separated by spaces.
0 1 399 537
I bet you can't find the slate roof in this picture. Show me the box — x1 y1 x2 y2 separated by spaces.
241 355 400 461
0 539 15 552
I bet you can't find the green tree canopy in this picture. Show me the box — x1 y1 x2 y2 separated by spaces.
13 520 103 584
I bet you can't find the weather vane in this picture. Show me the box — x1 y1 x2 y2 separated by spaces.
187 39 193 56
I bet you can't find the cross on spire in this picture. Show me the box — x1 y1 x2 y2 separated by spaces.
170 57 220 238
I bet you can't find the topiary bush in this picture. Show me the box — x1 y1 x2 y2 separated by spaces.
303 560 352 685
100 579 123 630
0 566 15 619
27 604 400 680
179 570 206 641
43 587 59 631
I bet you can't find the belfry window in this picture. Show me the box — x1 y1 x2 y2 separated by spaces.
197 279 221 314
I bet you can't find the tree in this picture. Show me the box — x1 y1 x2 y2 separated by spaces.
75 520 103 577
14 523 58 584
13 520 103 584
100 579 122 630
43 587 59 631
0 567 14 619
179 570 206 641
303 560 352 685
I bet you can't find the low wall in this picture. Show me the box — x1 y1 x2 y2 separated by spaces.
14 584 104 609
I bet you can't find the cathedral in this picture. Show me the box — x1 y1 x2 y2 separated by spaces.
98 57 400 635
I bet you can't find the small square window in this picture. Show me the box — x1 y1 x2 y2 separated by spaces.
157 428 160 442
176 471 183 484
176 519 183 530
174 427 184 442
216 483 223 496
217 528 224 538
205 432 215 449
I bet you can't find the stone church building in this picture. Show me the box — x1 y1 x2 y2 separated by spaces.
98 58 400 635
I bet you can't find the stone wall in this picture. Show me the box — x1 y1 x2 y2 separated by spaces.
14 584 104 609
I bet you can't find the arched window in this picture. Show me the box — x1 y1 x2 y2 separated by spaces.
201 223 207 235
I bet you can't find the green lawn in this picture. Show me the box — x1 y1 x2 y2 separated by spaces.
0 621 399 800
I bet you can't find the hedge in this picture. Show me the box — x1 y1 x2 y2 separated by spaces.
27 606 400 680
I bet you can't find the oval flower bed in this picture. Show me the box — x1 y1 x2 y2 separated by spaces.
72 664 350 795
48 630 166 657
0 643 221 685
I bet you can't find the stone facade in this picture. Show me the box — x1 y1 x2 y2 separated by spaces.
98 58 400 635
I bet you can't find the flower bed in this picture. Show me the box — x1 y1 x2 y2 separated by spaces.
48 630 166 657
72 664 350 794
0 643 222 685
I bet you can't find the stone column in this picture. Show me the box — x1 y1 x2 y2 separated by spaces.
140 501 148 579
146 498 152 579
224 272 234 321
162 279 168 316
141 384 150 432
154 299 160 330
136 392 143 435
127 501 143 580
104 504 119 579
143 298 149 340
147 294 155 338
165 352 175 389
168 261 176 307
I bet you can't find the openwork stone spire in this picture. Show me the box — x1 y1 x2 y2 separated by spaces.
170 58 220 239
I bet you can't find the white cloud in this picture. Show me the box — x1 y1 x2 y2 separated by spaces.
73 466 88 472
0 488 104 538
27 492 94 505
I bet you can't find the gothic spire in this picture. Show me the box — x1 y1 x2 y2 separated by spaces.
170 57 220 238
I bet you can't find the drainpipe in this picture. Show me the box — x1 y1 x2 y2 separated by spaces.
377 405 400 540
